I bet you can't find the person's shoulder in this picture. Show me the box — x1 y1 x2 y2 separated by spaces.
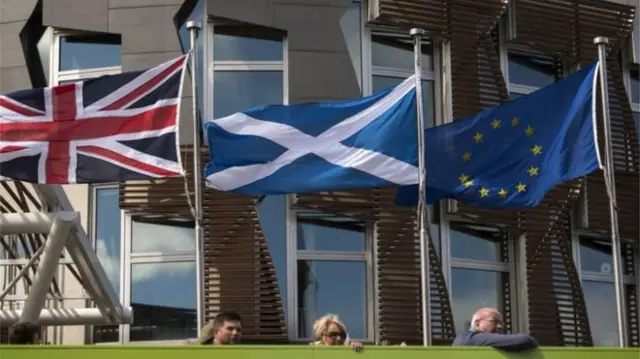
452 331 474 346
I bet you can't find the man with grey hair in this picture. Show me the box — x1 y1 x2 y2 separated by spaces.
452 307 538 351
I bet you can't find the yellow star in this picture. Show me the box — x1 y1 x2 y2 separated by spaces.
511 117 520 127
531 145 543 156
527 166 539 177
491 119 502 129
479 187 490 198
498 188 508 199
516 182 527 192
473 132 484 143
525 125 535 136
462 152 472 162
464 180 474 188
458 173 469 184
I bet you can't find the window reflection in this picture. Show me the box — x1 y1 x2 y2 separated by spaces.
297 260 367 339
451 268 505 333
372 35 434 71
213 71 283 118
131 220 195 254
297 213 365 251
372 75 435 128
450 225 504 262
213 32 283 61
257 195 288 319
93 187 120 343
582 281 619 346
59 35 121 71
130 262 197 341
579 239 613 274
630 70 639 104
340 2 363 89
633 112 639 141
508 52 556 88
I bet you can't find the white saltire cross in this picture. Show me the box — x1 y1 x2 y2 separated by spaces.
207 76 420 191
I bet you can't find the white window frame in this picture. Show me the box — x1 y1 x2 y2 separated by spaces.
285 196 376 343
51 30 121 86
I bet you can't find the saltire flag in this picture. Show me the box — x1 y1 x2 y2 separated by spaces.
204 76 419 195
0 55 189 184
395 62 601 208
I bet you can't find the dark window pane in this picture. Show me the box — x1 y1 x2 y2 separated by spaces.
213 71 283 118
59 36 121 71
131 221 195 254
372 35 434 71
579 239 613 274
451 225 503 262
582 281 619 346
508 52 556 88
630 70 639 104
257 195 288 320
297 260 367 339
372 75 434 128
451 268 505 333
213 33 283 61
340 2 363 89
297 213 365 251
633 112 639 142
130 262 197 341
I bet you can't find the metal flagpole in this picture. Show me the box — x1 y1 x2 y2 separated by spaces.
593 36 628 347
187 20 206 336
410 27 432 346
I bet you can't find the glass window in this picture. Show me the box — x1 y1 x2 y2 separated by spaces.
582 281 619 346
94 188 121 294
297 260 367 339
131 221 195 254
451 226 503 262
579 239 613 274
257 195 288 318
372 36 434 71
508 52 556 88
213 33 283 62
213 71 283 118
451 268 505 332
59 35 121 71
372 75 435 128
633 112 639 141
297 214 365 252
130 262 197 341
630 69 639 104
340 1 363 89
178 0 204 54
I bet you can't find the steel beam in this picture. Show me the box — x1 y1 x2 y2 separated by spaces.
0 307 133 326
0 212 77 234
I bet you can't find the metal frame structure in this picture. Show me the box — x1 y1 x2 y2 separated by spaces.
0 185 132 326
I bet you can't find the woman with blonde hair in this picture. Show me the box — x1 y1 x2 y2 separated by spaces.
311 314 362 351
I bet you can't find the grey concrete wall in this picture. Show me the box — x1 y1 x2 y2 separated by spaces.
0 0 40 93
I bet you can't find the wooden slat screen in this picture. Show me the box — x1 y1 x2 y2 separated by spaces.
119 149 287 341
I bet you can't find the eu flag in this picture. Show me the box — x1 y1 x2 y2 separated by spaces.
395 62 601 209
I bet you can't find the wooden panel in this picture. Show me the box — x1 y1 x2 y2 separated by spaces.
119 148 287 341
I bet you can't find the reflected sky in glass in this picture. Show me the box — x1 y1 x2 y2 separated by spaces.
340 2 362 89
213 71 283 118
630 70 639 104
372 37 434 71
130 262 197 341
372 76 435 128
579 239 613 274
450 227 503 262
507 53 556 88
297 216 365 251
298 260 367 339
582 280 619 346
257 195 288 321
59 37 121 71
213 33 283 61
451 268 504 333
131 221 195 254
95 188 121 296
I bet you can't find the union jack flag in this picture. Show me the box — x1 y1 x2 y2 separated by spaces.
0 55 189 184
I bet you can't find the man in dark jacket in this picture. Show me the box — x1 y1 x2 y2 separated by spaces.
452 307 538 351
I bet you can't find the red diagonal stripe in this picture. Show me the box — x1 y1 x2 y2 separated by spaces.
77 145 181 177
0 145 26 153
0 106 177 142
101 56 186 111
0 97 44 117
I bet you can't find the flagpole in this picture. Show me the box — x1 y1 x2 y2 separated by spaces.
187 20 206 336
593 36 628 347
411 27 432 346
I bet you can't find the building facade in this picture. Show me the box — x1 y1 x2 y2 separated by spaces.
0 0 639 348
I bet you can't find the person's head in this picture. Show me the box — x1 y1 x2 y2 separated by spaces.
470 308 504 334
312 314 348 346
211 311 242 345
9 322 40 344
